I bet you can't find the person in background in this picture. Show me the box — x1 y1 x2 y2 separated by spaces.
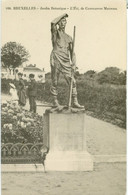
9 83 19 105
27 74 37 113
17 72 26 106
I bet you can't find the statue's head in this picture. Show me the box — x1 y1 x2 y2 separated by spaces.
58 17 67 30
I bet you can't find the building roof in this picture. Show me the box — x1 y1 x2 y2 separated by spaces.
24 67 42 72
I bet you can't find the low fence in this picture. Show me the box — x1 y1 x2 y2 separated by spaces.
1 143 44 164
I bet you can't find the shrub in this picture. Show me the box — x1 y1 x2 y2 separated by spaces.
1 102 43 144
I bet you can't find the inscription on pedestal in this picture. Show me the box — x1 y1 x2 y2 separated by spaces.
48 113 86 151
55 133 83 151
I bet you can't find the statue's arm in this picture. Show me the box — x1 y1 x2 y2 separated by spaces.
51 13 68 25
51 13 68 42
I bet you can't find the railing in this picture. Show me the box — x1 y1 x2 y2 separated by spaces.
1 143 47 164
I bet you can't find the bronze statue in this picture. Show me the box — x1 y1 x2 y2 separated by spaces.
50 13 84 110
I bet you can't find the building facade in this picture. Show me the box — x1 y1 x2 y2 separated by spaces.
1 64 45 83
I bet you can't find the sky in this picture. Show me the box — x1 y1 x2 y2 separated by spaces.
2 0 127 73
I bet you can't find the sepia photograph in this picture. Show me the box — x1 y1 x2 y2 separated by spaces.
1 0 127 194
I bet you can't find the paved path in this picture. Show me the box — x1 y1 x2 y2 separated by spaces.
85 115 126 155
2 163 126 195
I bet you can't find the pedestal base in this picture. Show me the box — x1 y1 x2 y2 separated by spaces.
45 151 93 171
44 113 94 171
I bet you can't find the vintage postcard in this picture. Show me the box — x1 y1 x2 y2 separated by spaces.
1 0 127 194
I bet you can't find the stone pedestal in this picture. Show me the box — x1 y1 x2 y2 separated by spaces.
43 113 93 171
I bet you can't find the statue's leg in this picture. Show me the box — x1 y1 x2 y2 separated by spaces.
64 75 84 109
72 77 84 109
50 65 60 107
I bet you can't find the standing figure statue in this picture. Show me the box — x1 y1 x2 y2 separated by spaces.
50 13 84 109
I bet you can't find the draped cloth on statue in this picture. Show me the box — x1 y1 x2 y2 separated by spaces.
50 26 76 78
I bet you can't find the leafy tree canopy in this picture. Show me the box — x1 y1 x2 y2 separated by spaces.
97 67 126 85
1 42 30 69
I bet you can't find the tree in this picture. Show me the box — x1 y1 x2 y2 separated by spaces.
1 42 30 70
84 70 96 78
97 67 126 85
118 71 126 85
